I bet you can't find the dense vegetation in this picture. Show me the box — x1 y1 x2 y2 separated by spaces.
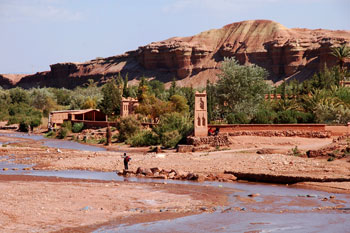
0 45 349 147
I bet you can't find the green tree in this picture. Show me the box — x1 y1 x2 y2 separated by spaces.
168 95 189 114
7 103 42 131
331 44 350 72
98 79 122 116
148 80 166 100
9 87 29 104
137 76 148 102
179 86 195 117
168 77 177 98
51 88 72 106
154 113 193 148
0 89 11 120
135 95 168 123
116 116 141 141
216 58 269 119
206 80 215 122
122 74 130 98
82 97 97 109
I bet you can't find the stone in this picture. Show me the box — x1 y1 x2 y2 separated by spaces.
197 174 206 182
150 167 161 174
143 168 153 176
160 169 171 174
257 149 274 154
155 153 166 158
216 173 237 181
248 193 261 197
168 172 176 179
177 145 194 153
154 146 162 153
186 173 199 181
136 167 144 174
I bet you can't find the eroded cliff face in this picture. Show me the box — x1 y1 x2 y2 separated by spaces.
3 20 350 89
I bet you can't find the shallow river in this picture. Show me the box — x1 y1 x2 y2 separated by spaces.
0 132 106 151
0 132 350 232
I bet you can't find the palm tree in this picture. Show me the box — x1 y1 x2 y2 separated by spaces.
330 44 350 72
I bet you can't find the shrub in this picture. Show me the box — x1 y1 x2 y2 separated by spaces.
57 127 69 139
160 130 182 148
45 130 55 138
19 121 29 132
7 103 42 131
226 112 249 124
57 121 72 139
126 130 159 147
61 121 72 131
290 146 301 156
295 111 314 123
99 138 107 144
154 113 193 147
275 110 297 124
251 109 276 124
116 116 141 142
72 122 84 133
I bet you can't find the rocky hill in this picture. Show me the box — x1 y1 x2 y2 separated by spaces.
2 20 350 89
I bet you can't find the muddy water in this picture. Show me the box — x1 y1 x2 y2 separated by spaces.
0 132 106 151
98 181 350 233
1 133 350 232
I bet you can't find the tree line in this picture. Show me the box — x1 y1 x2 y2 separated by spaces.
0 44 349 147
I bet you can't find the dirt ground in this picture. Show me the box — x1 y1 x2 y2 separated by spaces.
0 175 228 233
2 134 350 190
1 131 350 231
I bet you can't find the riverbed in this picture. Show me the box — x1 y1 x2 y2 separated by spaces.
0 132 349 232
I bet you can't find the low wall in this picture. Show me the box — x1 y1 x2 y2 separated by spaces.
70 120 157 129
325 125 349 136
71 120 117 128
208 124 327 132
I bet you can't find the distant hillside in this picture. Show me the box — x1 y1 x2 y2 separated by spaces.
2 19 350 89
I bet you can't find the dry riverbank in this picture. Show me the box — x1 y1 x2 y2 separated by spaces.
0 174 229 232
1 131 350 232
1 132 350 193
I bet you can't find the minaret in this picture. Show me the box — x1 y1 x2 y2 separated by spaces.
194 91 208 137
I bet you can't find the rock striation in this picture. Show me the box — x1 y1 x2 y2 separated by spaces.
2 20 350 89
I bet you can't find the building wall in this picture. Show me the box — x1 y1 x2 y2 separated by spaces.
50 112 69 125
121 98 139 117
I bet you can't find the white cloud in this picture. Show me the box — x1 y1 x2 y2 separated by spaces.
0 0 84 23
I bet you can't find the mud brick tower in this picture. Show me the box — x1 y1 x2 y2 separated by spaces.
120 97 139 117
194 91 208 137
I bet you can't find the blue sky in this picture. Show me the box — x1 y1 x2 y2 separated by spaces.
0 0 349 74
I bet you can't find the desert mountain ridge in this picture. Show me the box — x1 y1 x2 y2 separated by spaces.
1 19 350 89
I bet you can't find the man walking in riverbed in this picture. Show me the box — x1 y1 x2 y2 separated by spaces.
122 153 131 170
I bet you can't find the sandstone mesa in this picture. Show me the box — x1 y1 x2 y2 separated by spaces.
1 19 350 89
